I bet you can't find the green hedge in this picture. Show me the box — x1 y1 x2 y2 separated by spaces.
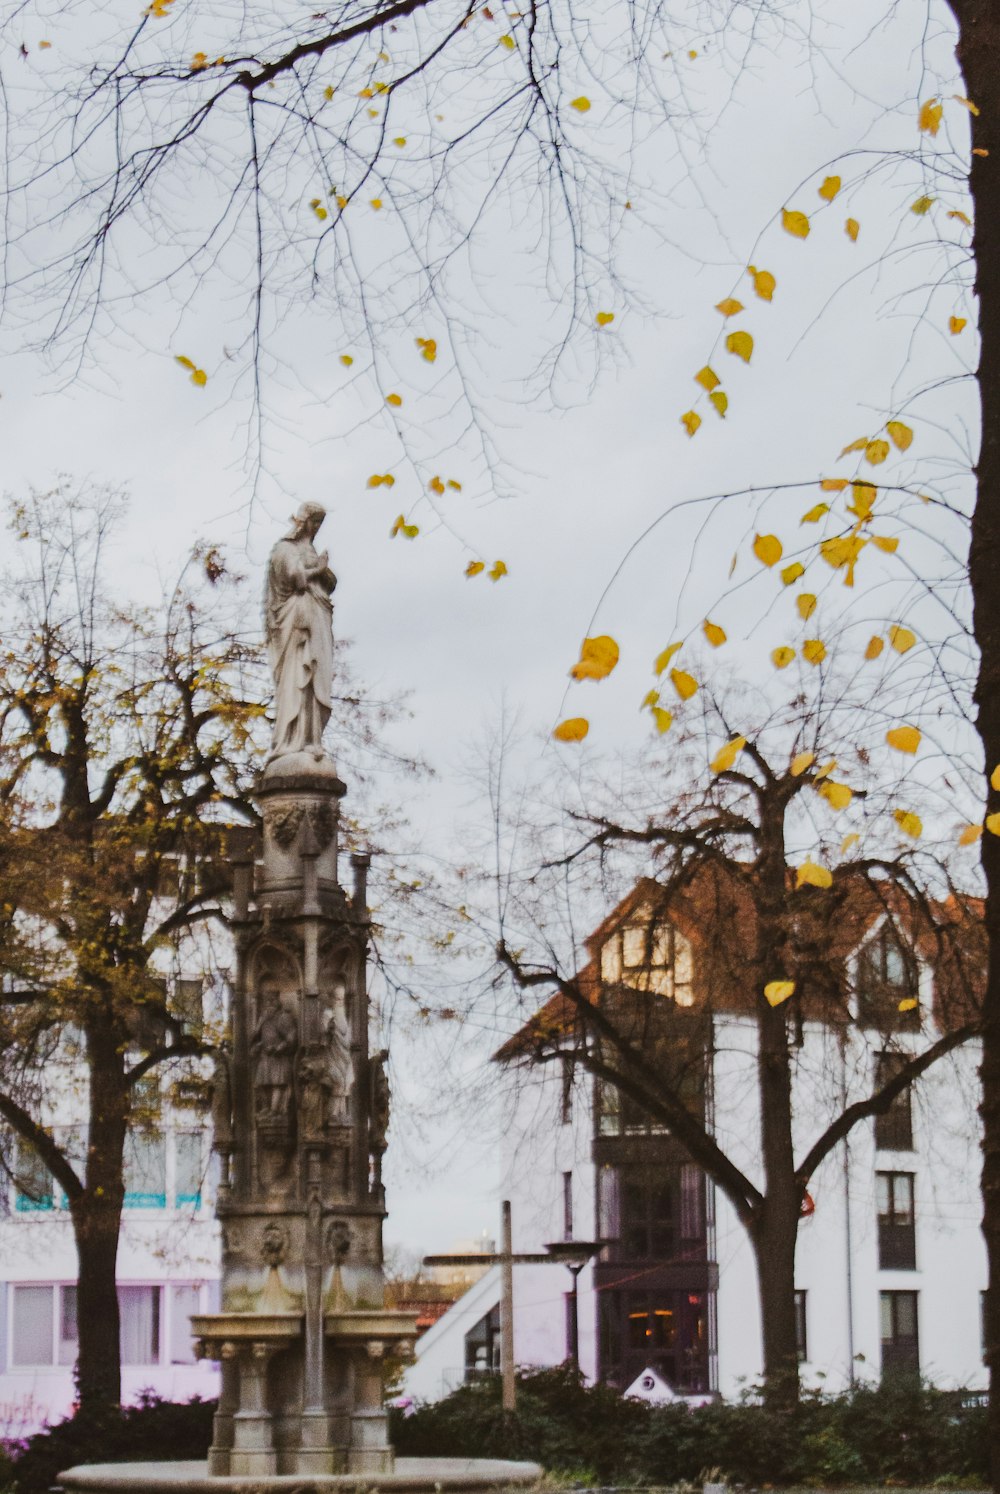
8 1392 215 1494
390 1368 989 1486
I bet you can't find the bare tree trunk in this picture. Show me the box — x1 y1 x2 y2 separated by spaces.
70 1020 127 1412
951 4 1000 1484
751 1196 800 1406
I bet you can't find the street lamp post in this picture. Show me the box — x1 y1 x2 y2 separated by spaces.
543 1240 603 1375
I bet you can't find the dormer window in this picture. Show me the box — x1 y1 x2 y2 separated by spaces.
600 913 694 1005
856 923 919 1032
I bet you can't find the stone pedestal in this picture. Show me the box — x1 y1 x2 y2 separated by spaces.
195 754 418 1476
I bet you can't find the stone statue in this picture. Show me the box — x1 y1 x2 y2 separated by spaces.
264 502 336 761
251 983 298 1118
211 1048 233 1152
325 1000 352 1110
297 1051 333 1141
369 1050 390 1154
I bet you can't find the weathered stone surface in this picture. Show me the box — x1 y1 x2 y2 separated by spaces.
57 1459 545 1493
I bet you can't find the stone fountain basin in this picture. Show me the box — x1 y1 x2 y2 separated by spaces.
56 1458 543 1494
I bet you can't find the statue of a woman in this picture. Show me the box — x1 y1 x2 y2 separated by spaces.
264 503 336 760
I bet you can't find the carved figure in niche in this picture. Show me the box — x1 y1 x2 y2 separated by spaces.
251 981 298 1118
264 503 336 760
261 1222 288 1268
297 1051 333 1141
324 996 352 1117
369 1049 390 1153
210 1047 233 1152
325 1218 351 1264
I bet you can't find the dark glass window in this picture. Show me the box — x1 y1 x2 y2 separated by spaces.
794 1290 807 1362
875 1053 914 1151
598 1287 712 1392
621 1173 674 1259
880 1290 919 1379
857 925 919 1032
561 1058 574 1125
877 1172 916 1269
563 1172 574 1240
464 1306 500 1380
601 1163 706 1263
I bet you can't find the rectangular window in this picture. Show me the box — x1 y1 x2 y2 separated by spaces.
169 1285 199 1365
620 1167 676 1260
875 1053 914 1151
119 1285 160 1365
561 1059 574 1125
880 1290 919 1379
174 979 203 1031
57 1285 78 1367
857 926 919 1032
794 1290 807 1362
124 1131 167 1209
877 1172 916 1269
174 1132 203 1209
12 1285 53 1366
563 1172 574 1240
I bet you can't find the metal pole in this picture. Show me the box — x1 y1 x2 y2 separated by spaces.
500 1200 515 1412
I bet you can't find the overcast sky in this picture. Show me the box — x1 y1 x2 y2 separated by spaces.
0 0 979 1251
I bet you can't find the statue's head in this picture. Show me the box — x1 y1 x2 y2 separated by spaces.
288 501 327 540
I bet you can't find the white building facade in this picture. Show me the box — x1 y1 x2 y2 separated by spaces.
405 888 986 1403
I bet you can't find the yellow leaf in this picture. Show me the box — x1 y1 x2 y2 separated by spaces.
839 436 868 457
447 479 462 491
688 49 697 59
726 330 754 363
716 298 744 317
959 823 983 846
651 706 673 735
991 764 1000 791
814 758 836 780
709 391 729 418
429 476 445 495
654 642 683 675
791 751 815 776
797 860 833 889
641 689 660 709
336 195 348 209
367 473 395 488
818 780 853 810
911 195 935 215
175 355 195 370
681 410 702 437
570 96 591 112
390 514 419 539
416 337 437 361
898 997 919 1013
489 560 508 581
886 726 921 754
974 148 990 158
38 38 51 47
782 209 811 238
711 735 747 774
950 316 968 334
846 218 860 241
953 95 980 116
393 136 407 147
340 354 354 366
753 533 782 567
749 266 776 301
918 98 943 135
871 535 899 553
803 638 826 665
570 635 621 682
887 420 913 451
988 813 1000 836
499 32 515 47
764 980 795 1007
820 478 848 492
865 635 884 660
893 809 923 839
595 311 615 327
670 668 698 701
948 210 972 227
553 717 589 743
797 593 817 620
820 535 866 582
865 439 890 465
309 198 328 221
889 625 916 654
465 561 485 577
847 482 877 520
695 366 720 391
324 86 335 101
703 620 727 647
191 368 208 387
370 198 384 211
780 562 805 586
386 392 402 406
191 51 208 70
772 646 795 669
841 833 859 854
818 175 841 201
801 503 830 523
